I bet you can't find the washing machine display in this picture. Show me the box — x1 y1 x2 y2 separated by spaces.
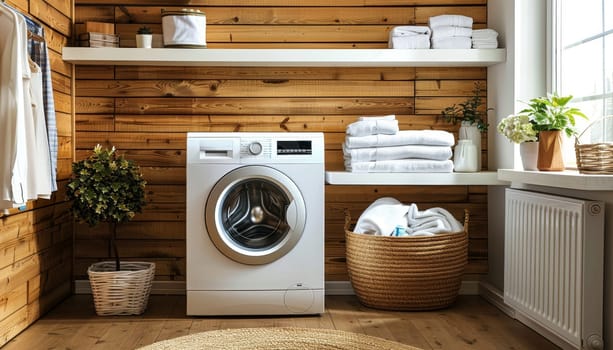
205 165 306 265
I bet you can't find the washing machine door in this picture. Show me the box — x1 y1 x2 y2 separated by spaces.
205 165 307 265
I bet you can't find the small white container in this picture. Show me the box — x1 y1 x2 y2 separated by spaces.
162 9 206 48
453 139 478 172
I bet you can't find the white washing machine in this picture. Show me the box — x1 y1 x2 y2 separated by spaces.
186 132 325 316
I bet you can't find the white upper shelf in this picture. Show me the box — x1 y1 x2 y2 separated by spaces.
61 48 506 67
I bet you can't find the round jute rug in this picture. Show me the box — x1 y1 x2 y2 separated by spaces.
137 327 421 350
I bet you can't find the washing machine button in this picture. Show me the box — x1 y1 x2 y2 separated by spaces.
248 141 263 155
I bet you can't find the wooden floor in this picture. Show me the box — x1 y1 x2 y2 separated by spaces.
4 295 560 349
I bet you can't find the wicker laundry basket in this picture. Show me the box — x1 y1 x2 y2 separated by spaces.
345 209 469 311
88 261 155 316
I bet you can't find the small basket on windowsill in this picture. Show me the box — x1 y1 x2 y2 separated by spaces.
344 209 469 311
575 115 613 174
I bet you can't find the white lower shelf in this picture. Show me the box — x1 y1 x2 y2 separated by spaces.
325 171 507 185
61 47 506 67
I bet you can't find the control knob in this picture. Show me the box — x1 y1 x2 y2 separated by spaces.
248 141 263 155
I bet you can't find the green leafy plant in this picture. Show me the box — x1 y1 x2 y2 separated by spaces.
440 81 491 132
66 145 146 271
497 114 538 143
517 93 588 137
136 26 153 34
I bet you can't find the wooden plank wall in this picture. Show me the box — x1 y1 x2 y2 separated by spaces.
73 0 489 285
0 0 73 346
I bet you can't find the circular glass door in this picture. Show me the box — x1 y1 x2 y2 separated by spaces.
205 165 306 265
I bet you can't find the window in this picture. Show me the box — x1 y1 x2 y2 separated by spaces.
551 0 613 167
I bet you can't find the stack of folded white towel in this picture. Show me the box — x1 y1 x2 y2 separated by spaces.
354 197 464 236
471 28 499 48
388 26 431 49
428 14 473 49
344 115 455 173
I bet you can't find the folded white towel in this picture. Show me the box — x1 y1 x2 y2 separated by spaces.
345 159 454 173
343 144 452 162
345 130 455 149
472 42 498 49
431 36 472 49
389 25 432 37
346 119 399 137
428 15 473 29
358 114 395 121
431 25 473 39
472 28 499 39
389 35 431 49
354 197 409 236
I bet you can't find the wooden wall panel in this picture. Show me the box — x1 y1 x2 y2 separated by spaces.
0 0 73 346
71 1 490 288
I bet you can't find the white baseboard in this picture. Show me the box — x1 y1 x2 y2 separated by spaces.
75 280 479 296
478 281 515 317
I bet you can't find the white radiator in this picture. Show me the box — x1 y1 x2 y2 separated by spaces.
504 189 605 350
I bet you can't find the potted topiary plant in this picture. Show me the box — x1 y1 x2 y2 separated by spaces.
516 93 587 171
440 81 492 170
136 25 153 48
66 144 154 316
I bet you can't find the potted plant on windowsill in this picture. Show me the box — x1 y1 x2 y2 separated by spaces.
66 145 154 316
136 25 153 48
440 81 492 171
517 93 587 171
497 114 539 170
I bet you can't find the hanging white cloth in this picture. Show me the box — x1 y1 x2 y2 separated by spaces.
30 60 53 199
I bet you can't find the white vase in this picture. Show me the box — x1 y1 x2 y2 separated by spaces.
458 121 481 171
453 139 478 172
519 141 539 171
136 34 153 48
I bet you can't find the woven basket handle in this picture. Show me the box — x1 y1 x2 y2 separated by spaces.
462 209 470 234
575 115 613 145
343 208 352 232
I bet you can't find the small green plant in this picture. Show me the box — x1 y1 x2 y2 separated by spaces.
440 81 491 132
136 26 152 34
517 93 588 137
66 145 146 271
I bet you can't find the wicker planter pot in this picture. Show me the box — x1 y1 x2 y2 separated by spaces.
344 210 468 311
88 261 155 316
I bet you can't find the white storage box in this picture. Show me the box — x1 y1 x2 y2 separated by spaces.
162 9 206 48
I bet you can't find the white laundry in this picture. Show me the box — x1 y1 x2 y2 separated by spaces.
30 63 53 199
431 36 472 49
389 35 431 49
345 159 454 173
343 144 452 162
353 198 463 237
358 114 396 122
428 14 473 29
345 130 455 149
346 119 399 137
431 25 473 39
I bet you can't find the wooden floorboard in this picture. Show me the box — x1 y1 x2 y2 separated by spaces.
4 295 560 349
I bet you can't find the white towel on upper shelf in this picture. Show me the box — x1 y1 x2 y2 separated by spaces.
428 15 473 29
389 25 432 37
345 159 454 173
431 36 472 49
472 28 499 39
343 144 452 162
431 25 473 39
346 119 399 136
345 130 455 149
389 35 431 49
472 42 498 49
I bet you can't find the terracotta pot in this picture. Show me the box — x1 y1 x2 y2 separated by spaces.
537 130 564 171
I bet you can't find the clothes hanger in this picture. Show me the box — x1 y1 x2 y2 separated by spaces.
0 0 46 42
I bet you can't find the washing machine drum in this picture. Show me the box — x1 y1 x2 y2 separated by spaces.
205 165 307 265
